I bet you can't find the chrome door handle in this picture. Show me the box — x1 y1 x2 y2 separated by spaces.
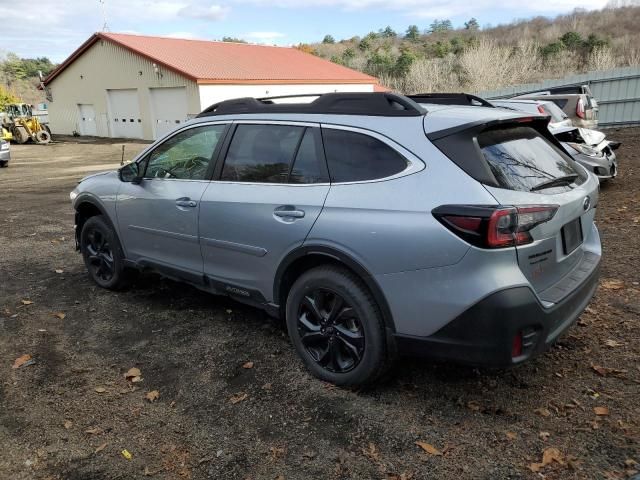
176 198 197 208
274 207 305 218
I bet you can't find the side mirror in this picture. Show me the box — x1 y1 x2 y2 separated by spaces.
119 162 142 184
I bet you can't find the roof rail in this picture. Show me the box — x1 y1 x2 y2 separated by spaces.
197 92 426 118
407 93 494 108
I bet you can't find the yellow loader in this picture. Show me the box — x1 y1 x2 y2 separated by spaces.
1 103 52 144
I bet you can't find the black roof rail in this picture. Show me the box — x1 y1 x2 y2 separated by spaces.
197 92 426 118
407 93 494 108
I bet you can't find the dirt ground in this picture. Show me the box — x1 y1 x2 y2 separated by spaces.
0 131 638 480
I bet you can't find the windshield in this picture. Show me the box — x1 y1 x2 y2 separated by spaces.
478 126 581 193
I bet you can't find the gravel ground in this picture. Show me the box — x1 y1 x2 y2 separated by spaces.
0 130 638 480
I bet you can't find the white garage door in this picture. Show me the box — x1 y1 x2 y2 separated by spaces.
107 89 143 139
150 87 188 139
78 104 97 136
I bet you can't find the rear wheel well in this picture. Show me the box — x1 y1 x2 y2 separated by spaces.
276 252 395 333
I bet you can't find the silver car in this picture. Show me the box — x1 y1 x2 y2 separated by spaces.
0 139 10 167
552 126 618 180
70 93 602 385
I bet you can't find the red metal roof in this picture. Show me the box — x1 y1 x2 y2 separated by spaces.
45 32 377 86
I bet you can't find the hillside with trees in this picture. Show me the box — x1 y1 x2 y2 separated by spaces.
0 54 56 109
299 4 640 93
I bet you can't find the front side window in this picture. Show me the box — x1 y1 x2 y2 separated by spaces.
322 128 408 183
221 124 317 183
145 124 226 180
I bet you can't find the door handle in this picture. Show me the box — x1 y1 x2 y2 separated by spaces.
175 197 197 208
274 206 305 219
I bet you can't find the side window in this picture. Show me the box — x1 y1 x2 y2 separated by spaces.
221 124 304 183
145 124 226 180
289 128 329 184
322 128 408 183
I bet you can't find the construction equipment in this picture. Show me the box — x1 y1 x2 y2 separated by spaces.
1 103 52 144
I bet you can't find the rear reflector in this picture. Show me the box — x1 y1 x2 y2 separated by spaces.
433 204 558 249
511 332 523 358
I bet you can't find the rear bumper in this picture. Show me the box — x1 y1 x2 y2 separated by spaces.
394 261 600 367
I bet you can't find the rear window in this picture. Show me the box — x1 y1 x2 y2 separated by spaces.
478 126 580 192
551 99 568 110
541 103 568 122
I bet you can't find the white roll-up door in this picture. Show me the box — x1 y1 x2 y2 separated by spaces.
150 87 188 140
107 89 143 139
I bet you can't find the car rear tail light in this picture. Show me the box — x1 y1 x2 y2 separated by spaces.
433 205 558 249
537 105 546 114
576 98 585 119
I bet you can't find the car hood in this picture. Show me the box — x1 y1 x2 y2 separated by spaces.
80 170 116 183
578 128 606 146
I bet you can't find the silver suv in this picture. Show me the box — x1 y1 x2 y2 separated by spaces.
70 93 602 386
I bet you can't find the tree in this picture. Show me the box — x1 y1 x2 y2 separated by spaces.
222 36 247 43
380 26 397 38
365 51 395 77
0 85 19 111
342 48 356 62
464 18 479 30
560 31 583 49
429 19 453 33
585 33 609 52
296 43 317 55
540 41 565 58
322 34 336 44
393 48 415 77
405 25 420 41
358 37 371 51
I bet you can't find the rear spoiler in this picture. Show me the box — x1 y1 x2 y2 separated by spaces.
407 93 494 108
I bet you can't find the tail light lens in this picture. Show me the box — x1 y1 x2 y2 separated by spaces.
576 98 585 119
537 105 546 114
433 205 558 249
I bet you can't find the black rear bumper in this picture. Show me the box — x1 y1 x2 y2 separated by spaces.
395 263 600 367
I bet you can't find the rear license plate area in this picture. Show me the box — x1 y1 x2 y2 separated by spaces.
562 217 583 254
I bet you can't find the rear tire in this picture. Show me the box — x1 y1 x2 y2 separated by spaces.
80 215 130 290
286 265 393 386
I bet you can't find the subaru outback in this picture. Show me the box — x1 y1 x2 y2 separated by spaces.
70 93 601 386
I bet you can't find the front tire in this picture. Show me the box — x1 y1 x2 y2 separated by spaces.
80 215 129 290
286 265 392 386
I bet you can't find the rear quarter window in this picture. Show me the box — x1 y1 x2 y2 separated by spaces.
478 126 580 192
322 128 408 183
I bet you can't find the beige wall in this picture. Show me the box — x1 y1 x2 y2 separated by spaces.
198 83 375 111
47 40 200 140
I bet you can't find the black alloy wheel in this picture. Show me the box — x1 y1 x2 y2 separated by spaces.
80 215 130 290
297 288 366 373
85 229 115 282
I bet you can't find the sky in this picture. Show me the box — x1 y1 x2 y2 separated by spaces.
0 0 610 62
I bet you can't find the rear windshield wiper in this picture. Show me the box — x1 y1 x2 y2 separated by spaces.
530 174 579 192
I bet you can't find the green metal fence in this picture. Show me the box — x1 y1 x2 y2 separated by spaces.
478 66 640 127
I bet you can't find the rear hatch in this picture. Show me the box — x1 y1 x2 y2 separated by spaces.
424 108 599 302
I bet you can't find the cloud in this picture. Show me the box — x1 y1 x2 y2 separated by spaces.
178 4 230 20
235 0 607 14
